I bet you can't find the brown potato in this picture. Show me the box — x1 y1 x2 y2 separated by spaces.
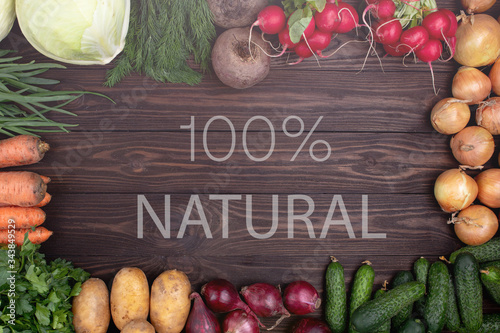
121 319 155 333
72 278 110 333
150 269 191 333
110 267 149 330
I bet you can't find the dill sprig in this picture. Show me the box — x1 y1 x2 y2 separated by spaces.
104 0 216 87
0 50 112 137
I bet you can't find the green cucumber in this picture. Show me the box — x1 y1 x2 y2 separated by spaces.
449 237 500 263
350 281 425 333
454 252 483 332
458 313 500 333
398 318 426 333
480 266 500 305
348 261 375 333
373 285 390 333
325 257 347 333
445 272 461 332
423 261 449 333
390 271 414 329
413 257 430 316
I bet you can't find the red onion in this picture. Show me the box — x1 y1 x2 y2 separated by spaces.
201 279 264 327
283 280 321 315
186 292 221 333
292 318 332 333
223 310 260 333
240 283 290 329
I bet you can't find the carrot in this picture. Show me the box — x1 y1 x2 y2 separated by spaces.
0 206 46 229
0 171 47 207
34 192 52 208
0 226 53 246
40 175 51 184
0 135 50 168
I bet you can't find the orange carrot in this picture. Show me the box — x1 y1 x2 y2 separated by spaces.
0 171 47 207
0 135 50 168
40 175 51 184
34 192 52 207
0 207 46 229
0 226 53 246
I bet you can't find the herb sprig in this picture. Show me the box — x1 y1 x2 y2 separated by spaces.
105 0 216 87
0 234 90 332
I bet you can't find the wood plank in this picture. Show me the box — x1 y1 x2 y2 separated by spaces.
39 193 460 257
18 131 498 194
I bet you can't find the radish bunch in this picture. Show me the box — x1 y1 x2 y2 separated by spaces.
250 0 361 64
363 0 457 93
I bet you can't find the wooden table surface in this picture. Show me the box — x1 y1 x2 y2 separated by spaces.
2 0 500 331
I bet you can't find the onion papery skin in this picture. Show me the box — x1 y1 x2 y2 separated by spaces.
477 97 500 135
434 168 478 213
489 57 500 95
454 14 500 67
431 98 471 135
453 204 499 246
450 126 495 167
461 0 496 14
452 66 492 105
475 168 500 208
222 310 260 333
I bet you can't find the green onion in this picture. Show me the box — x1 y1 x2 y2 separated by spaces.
0 50 112 137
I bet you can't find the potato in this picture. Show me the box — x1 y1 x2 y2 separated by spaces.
121 319 155 333
207 0 268 29
110 267 149 330
150 269 191 333
72 278 110 333
211 27 271 89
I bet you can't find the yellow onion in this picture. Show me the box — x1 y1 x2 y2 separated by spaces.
430 98 471 135
452 66 491 105
450 204 499 245
489 57 500 95
450 126 495 167
475 168 500 208
461 0 496 14
476 97 500 135
454 14 500 67
434 168 478 213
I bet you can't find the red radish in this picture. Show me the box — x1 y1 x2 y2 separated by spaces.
240 283 291 329
314 3 341 33
275 26 298 57
415 39 443 94
288 11 316 40
372 18 402 45
398 25 429 53
201 278 263 327
333 3 360 33
223 310 259 333
365 0 397 20
283 281 321 315
290 40 315 65
292 318 332 333
308 29 333 57
383 42 406 56
439 8 458 37
251 5 286 35
186 292 221 333
422 10 451 41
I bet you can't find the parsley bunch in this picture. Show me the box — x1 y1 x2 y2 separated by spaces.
0 236 90 332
